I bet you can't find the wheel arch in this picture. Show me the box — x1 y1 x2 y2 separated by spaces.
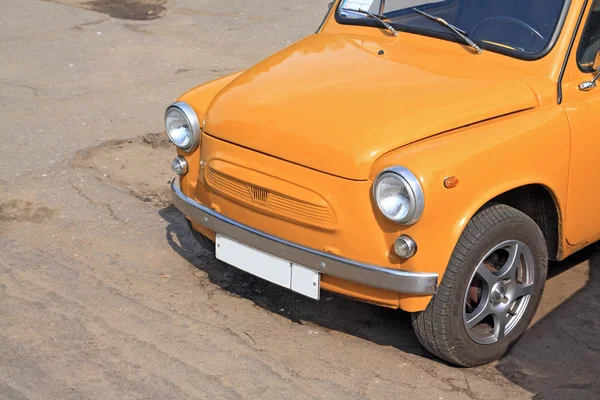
399 180 564 313
488 184 562 261
471 184 563 262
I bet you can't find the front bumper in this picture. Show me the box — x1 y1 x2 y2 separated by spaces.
171 181 438 295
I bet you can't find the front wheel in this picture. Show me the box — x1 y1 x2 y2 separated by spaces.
187 219 215 254
411 204 548 367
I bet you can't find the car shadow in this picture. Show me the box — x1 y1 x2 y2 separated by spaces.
495 245 600 400
160 205 600 396
159 205 430 359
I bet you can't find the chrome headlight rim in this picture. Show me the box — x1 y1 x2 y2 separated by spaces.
373 166 424 225
165 101 201 153
171 156 189 176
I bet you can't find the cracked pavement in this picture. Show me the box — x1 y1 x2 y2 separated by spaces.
1 0 600 399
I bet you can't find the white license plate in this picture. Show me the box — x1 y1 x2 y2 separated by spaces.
215 234 320 300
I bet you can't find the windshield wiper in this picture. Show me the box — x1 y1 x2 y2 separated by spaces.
412 8 482 54
341 8 398 37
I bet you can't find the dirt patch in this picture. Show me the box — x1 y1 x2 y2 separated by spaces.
0 200 55 224
44 0 166 21
74 132 174 207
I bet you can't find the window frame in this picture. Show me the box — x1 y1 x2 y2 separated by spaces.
576 0 600 72
334 0 573 61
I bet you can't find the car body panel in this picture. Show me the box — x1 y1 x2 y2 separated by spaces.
371 107 571 310
203 33 538 180
192 133 412 308
177 72 244 196
559 0 600 245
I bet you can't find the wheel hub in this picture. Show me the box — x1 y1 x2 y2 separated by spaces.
463 240 535 345
490 281 508 304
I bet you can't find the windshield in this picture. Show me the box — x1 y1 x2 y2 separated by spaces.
337 0 570 59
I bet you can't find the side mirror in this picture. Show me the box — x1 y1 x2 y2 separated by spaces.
579 50 600 91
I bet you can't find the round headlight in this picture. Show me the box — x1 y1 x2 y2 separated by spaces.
373 167 424 225
165 102 200 152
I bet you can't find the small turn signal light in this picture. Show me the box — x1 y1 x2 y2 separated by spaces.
171 156 188 176
444 176 459 189
393 235 417 259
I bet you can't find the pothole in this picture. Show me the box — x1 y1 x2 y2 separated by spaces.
45 0 167 21
74 132 175 207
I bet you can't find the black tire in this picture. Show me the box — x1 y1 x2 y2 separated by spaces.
187 219 215 254
411 204 548 367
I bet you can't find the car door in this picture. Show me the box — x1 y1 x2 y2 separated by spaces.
561 0 600 245
560 0 600 244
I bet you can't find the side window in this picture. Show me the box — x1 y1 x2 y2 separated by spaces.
577 0 600 72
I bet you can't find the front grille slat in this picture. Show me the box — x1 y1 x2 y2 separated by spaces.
211 178 251 199
269 196 331 216
268 198 332 221
207 169 252 200
205 166 334 228
268 201 331 220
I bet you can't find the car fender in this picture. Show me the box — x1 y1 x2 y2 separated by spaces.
371 107 570 311
173 72 245 195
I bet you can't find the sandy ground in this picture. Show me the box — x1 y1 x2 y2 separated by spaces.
1 0 599 399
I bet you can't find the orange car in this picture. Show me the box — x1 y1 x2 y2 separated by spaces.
166 0 600 366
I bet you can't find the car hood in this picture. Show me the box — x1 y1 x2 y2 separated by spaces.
203 33 537 180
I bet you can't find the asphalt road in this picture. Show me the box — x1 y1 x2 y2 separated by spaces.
1 1 600 399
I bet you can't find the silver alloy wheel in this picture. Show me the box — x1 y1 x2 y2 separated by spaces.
463 240 535 345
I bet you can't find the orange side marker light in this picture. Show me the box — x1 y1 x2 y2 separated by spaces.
444 176 459 189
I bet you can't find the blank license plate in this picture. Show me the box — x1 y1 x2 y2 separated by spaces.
215 234 320 300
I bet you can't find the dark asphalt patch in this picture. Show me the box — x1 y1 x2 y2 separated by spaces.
44 0 167 21
85 0 166 20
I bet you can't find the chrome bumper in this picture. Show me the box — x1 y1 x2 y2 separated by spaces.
170 181 438 295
